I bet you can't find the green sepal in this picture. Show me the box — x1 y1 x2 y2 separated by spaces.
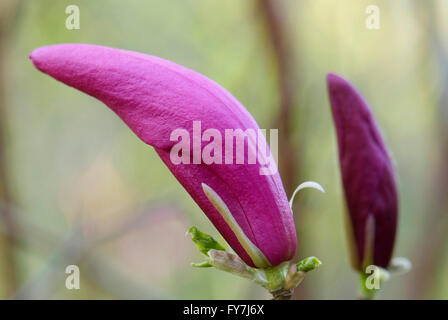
187 226 226 256
191 261 212 268
262 262 290 292
296 256 322 272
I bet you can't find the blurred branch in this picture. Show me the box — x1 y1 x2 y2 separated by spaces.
408 2 448 299
84 254 173 299
91 202 185 245
0 0 21 298
256 0 299 195
6 202 180 299
13 224 86 299
257 0 313 300
0 202 60 255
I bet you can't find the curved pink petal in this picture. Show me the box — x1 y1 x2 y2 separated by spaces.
327 73 398 270
30 43 296 267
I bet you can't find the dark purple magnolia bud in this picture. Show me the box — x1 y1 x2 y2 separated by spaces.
327 73 398 270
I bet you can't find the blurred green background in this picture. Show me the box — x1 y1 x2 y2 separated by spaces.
0 0 447 299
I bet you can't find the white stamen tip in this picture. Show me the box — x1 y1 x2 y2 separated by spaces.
389 257 412 275
289 181 325 209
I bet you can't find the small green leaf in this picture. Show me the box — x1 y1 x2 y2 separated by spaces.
191 261 212 268
187 226 226 256
296 256 322 273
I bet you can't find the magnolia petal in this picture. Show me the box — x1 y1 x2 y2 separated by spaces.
202 183 271 268
362 214 376 269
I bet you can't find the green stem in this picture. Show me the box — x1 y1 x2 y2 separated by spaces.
358 272 377 300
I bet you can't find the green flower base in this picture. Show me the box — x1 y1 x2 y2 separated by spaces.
188 226 322 299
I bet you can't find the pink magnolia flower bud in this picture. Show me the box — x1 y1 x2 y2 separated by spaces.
30 44 297 268
327 73 398 270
